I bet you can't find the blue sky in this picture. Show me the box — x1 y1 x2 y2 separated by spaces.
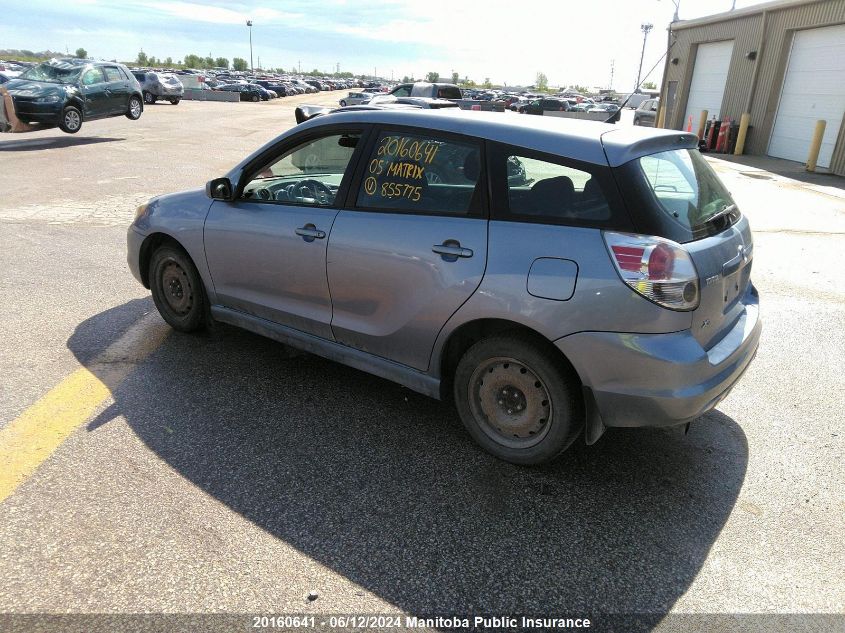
0 0 759 87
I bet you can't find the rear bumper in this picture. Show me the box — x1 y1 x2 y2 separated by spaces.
151 86 184 97
555 288 761 428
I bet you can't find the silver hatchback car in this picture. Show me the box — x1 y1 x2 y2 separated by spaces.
127 108 760 464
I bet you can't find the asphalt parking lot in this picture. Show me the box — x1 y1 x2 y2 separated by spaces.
0 94 842 630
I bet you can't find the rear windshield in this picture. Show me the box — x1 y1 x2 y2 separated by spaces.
619 148 740 243
436 86 462 99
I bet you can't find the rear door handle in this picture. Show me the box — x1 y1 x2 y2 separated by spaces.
432 242 473 259
295 224 326 241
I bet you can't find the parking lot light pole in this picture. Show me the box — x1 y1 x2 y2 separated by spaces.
246 20 253 73
635 23 653 90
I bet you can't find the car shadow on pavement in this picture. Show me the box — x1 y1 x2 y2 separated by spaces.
0 136 124 152
70 302 749 625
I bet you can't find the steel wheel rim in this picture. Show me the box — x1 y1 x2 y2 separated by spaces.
130 99 141 117
468 356 552 449
65 110 80 131
160 261 193 316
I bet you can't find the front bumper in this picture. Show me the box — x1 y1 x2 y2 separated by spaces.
11 99 62 125
127 226 145 286
555 287 761 429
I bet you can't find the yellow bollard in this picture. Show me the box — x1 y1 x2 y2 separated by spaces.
806 120 826 172
697 110 708 139
734 113 751 155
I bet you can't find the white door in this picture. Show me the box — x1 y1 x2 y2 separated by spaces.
768 24 845 169
683 40 734 130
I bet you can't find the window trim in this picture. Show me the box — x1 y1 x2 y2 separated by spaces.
234 124 372 211
487 141 634 231
346 124 489 220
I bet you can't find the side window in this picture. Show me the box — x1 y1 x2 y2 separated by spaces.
503 152 612 223
241 132 361 206
82 68 105 85
355 130 482 216
393 85 412 97
104 67 123 82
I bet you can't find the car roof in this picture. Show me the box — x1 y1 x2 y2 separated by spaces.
294 108 697 166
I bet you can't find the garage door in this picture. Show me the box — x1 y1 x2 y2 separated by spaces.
768 24 845 169
683 40 734 130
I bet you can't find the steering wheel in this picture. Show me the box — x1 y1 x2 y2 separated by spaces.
294 179 334 205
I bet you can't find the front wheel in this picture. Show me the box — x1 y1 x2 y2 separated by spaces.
169 97 180 105
149 245 207 332
340 99 347 107
633 117 640 126
126 95 143 120
144 92 156 104
454 335 583 464
59 106 82 133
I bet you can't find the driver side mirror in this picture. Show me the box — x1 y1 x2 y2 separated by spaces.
206 177 233 201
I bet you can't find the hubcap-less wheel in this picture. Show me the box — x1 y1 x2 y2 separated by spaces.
129 98 142 118
144 92 155 104
64 109 81 132
468 357 552 449
160 261 193 315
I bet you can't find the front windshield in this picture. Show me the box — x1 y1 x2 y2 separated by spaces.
19 60 83 84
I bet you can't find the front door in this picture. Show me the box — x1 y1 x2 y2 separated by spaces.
326 128 488 371
79 67 109 118
204 128 366 339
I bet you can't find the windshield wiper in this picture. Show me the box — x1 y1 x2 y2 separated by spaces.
705 203 737 225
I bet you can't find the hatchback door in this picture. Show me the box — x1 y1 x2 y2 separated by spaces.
326 128 488 371
625 148 754 349
204 128 367 339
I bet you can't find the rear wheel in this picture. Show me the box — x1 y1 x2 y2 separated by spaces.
454 334 583 464
126 95 142 120
169 97 180 105
149 245 207 332
340 99 347 107
251 94 259 102
633 117 640 126
144 92 156 104
59 106 82 133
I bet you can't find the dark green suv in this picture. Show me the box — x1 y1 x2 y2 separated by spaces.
5 58 143 133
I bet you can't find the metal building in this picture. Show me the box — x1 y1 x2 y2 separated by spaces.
658 0 845 176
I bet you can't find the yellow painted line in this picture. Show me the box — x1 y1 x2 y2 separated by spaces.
0 312 170 503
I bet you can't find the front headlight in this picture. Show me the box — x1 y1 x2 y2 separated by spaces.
134 203 150 221
34 94 61 103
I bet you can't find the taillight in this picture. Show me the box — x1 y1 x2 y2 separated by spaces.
603 231 699 311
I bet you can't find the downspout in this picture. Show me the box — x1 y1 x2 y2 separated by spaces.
657 22 676 128
745 10 768 113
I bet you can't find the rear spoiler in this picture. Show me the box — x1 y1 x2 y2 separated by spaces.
294 100 444 125
294 104 333 124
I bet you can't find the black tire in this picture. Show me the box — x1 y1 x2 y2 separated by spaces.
126 95 143 120
453 334 583 465
251 94 259 102
149 245 207 333
144 91 156 105
633 117 640 126
170 97 180 105
58 106 82 134
340 99 347 107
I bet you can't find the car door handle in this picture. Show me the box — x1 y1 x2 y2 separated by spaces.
432 243 473 258
295 225 326 240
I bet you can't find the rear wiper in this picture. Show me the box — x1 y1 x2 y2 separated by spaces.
705 203 737 225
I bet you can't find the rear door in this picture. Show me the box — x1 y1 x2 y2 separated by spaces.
102 66 129 113
326 127 488 371
79 67 108 118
